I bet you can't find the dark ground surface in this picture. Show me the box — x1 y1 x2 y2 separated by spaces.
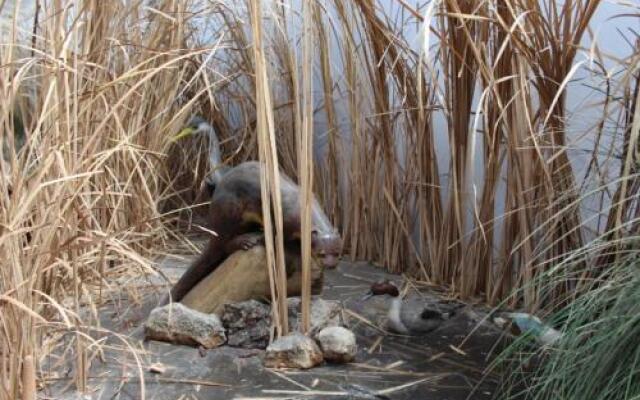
46 247 508 400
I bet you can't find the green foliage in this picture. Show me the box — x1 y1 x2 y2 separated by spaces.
498 255 640 400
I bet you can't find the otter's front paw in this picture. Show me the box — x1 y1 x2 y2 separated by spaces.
225 233 264 253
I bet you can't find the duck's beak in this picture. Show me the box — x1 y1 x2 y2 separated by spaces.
360 290 374 301
172 126 195 142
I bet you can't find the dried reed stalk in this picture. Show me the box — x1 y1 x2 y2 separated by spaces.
249 0 289 337
298 0 315 334
596 66 640 271
313 2 342 224
20 355 35 400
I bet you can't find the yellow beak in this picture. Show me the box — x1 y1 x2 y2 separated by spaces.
172 126 195 142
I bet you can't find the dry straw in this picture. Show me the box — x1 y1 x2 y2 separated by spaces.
298 0 316 334
249 0 290 337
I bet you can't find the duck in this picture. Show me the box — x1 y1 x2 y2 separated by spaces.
367 280 463 335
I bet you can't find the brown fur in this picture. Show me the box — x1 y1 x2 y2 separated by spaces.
164 161 341 304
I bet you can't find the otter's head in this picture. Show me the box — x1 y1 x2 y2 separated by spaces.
311 230 342 269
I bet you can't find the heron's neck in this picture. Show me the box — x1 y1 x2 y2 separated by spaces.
206 127 224 184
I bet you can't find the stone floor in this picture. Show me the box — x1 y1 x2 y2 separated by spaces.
45 249 507 400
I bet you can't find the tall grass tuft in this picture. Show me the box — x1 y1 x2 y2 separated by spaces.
495 251 640 400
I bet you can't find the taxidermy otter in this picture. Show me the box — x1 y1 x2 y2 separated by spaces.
163 116 342 304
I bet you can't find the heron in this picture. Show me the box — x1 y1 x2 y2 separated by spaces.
174 115 228 194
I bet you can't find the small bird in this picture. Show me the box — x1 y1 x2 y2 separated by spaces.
367 281 462 335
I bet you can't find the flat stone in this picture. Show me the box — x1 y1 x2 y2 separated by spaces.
144 303 226 348
264 333 324 369
221 300 272 349
316 326 357 363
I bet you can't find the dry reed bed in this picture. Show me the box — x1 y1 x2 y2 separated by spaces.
0 1 209 397
0 0 638 398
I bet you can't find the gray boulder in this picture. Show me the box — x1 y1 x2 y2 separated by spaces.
221 300 272 349
144 303 226 348
220 297 344 349
287 297 343 337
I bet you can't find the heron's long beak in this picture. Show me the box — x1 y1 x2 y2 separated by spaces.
172 126 195 142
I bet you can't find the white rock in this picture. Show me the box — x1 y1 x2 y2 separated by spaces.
316 326 357 363
264 333 323 369
144 303 226 349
